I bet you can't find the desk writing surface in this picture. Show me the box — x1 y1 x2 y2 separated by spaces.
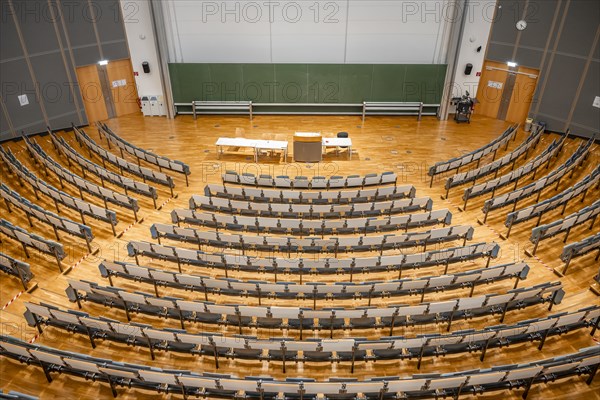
322 138 352 147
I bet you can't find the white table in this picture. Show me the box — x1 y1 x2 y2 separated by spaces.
215 138 288 162
254 140 289 163
322 137 352 159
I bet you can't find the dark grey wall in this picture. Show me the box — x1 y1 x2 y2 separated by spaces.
0 0 129 141
486 0 600 138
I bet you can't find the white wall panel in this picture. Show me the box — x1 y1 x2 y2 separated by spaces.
160 0 456 64
270 1 348 63
167 0 272 62
120 0 164 97
452 0 496 97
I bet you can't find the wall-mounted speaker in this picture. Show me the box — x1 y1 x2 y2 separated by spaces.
142 62 150 73
464 63 473 75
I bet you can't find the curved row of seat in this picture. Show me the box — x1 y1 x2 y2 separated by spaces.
24 302 598 371
99 260 530 304
529 199 600 255
504 165 600 237
428 124 518 185
171 209 452 235
150 223 474 254
1 183 94 251
560 232 600 276
97 122 191 184
191 195 433 219
0 147 117 231
0 219 65 272
445 125 543 194
2 335 597 400
24 136 141 221
51 133 158 206
223 171 397 189
462 134 566 210
126 240 500 278
73 126 175 192
65 279 564 335
481 137 594 222
206 184 415 204
0 252 32 290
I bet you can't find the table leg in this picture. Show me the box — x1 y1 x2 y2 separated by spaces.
349 146 352 160
254 148 258 163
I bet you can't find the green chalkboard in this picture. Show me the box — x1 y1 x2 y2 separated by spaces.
169 63 447 105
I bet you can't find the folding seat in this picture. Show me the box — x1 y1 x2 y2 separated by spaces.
327 237 346 254
309 192 330 205
318 308 345 331
343 175 361 188
381 171 397 185
319 219 340 236
228 336 263 360
363 173 380 187
309 176 326 190
200 340 231 358
301 219 321 235
268 347 299 362
110 320 149 344
348 308 377 330
336 338 368 361
274 176 292 188
483 293 515 316
224 222 244 232
299 191 319 203
275 238 296 254
240 173 257 186
243 188 264 202
280 206 299 220
427 375 468 398
257 174 274 187
287 219 305 236
302 338 333 362
225 308 253 327
375 186 396 202
309 380 358 400
256 314 284 329
188 300 222 324
323 206 342 219
292 176 310 190
287 309 316 331
381 305 425 328
240 201 262 217
30 349 68 375
371 339 406 360
301 237 325 254
356 235 383 252
281 189 302 203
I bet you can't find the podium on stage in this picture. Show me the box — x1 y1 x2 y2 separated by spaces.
293 132 322 162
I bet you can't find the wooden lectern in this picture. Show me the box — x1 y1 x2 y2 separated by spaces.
293 132 322 162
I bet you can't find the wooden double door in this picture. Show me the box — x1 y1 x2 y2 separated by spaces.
76 58 140 123
476 60 539 124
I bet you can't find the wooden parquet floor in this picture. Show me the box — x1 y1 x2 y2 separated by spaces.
0 113 598 400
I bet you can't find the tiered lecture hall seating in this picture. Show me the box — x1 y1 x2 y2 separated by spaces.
96 122 191 186
0 118 598 400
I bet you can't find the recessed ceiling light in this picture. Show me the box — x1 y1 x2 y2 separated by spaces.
98 60 109 65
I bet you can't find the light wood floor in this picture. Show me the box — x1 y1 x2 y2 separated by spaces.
0 113 598 400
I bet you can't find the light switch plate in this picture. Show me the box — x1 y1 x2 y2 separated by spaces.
593 96 600 108
18 94 29 106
